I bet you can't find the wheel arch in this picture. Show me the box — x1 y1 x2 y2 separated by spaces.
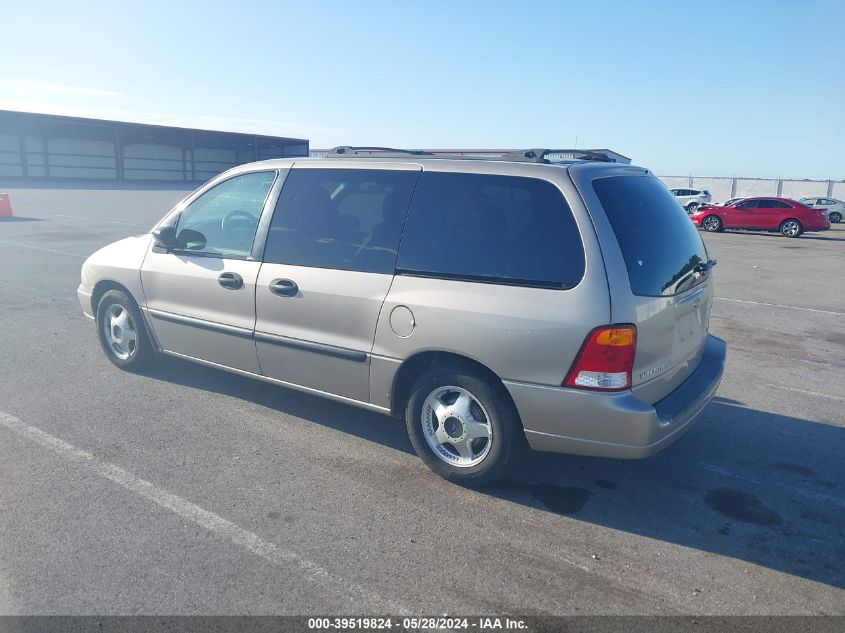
91 280 138 314
390 350 517 418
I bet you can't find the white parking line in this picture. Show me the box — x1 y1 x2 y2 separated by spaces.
715 296 845 316
0 239 85 258
699 462 845 509
764 384 845 402
0 410 408 614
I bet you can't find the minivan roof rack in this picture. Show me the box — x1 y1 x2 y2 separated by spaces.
327 146 435 157
324 146 615 163
503 149 614 163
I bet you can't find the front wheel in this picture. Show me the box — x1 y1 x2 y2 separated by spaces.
405 366 522 486
96 289 155 370
780 219 802 238
702 215 722 232
829 211 842 224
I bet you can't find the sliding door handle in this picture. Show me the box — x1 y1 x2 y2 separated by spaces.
270 278 298 297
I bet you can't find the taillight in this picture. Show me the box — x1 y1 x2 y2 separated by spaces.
564 325 637 391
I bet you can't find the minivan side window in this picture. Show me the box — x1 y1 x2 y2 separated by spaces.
397 172 585 288
263 168 419 274
175 170 276 257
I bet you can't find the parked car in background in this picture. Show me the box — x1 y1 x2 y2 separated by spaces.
670 188 712 213
691 197 830 237
77 147 725 486
800 197 844 223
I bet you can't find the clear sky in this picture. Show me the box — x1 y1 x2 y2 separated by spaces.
2 0 843 179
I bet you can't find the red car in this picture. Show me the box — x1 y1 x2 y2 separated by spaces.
690 197 830 237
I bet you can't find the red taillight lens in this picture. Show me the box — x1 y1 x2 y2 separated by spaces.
564 325 637 391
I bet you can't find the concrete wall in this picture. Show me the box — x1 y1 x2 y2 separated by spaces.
659 176 843 202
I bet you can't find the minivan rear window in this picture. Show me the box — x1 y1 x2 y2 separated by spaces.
397 172 585 288
593 175 708 297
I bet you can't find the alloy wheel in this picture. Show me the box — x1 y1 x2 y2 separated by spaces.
102 304 137 360
421 386 493 468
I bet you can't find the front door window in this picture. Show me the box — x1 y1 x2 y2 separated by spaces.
175 171 277 257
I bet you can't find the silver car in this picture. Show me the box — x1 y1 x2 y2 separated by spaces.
800 197 844 223
78 147 726 485
670 188 712 213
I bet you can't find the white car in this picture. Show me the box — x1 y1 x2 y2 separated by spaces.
800 197 843 223
670 188 712 213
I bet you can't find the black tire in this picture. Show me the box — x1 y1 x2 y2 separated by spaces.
779 219 803 238
829 211 842 224
686 203 699 215
405 365 523 486
95 289 155 371
702 215 722 232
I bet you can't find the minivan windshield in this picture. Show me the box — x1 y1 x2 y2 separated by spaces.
593 175 709 297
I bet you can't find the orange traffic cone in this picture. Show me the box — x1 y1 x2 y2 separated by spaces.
0 193 12 217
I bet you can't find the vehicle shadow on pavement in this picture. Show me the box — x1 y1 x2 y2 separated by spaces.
494 398 845 590
142 356 416 455
715 229 845 243
143 358 845 590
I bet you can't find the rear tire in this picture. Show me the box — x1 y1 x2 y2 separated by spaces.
686 203 699 215
780 219 802 238
405 365 522 486
702 215 722 232
95 289 155 371
829 211 842 224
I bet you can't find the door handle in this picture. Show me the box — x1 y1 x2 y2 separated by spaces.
218 272 244 290
270 278 298 297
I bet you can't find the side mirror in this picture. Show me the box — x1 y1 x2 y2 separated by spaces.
152 225 178 249
175 229 207 251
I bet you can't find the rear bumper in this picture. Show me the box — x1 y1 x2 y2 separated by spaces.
505 335 726 459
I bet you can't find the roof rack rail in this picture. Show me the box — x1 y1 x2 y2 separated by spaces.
503 148 614 163
327 146 435 157
323 146 615 163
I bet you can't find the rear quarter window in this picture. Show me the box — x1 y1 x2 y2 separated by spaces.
593 175 708 297
397 172 585 288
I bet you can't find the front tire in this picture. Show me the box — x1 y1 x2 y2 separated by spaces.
702 215 722 232
780 219 802 238
829 211 842 224
96 289 154 370
405 366 522 486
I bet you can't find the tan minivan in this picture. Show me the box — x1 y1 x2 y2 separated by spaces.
78 148 726 485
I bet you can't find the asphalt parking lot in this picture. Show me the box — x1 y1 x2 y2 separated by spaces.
0 188 843 615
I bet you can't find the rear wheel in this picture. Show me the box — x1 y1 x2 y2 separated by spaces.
686 203 699 215
829 211 842 224
96 289 154 370
702 215 722 232
780 219 802 238
405 366 522 486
